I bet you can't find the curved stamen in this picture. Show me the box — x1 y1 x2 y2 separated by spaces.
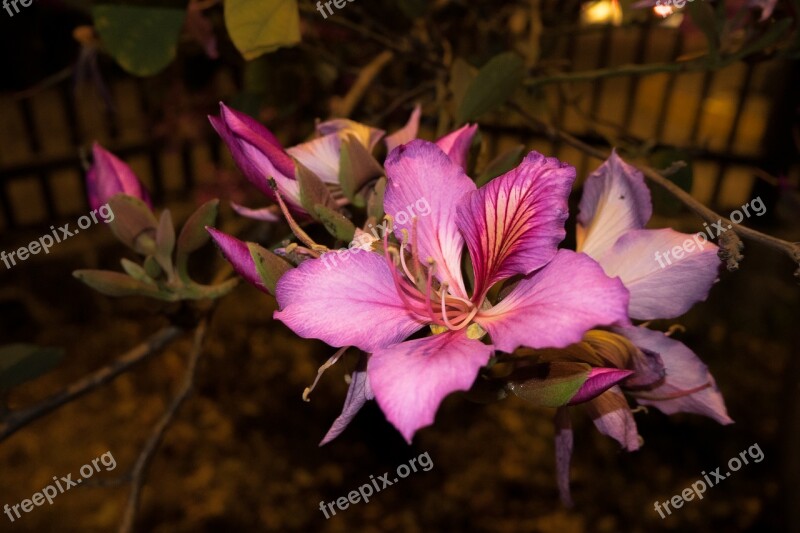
447 305 481 331
411 217 422 283
399 240 416 282
423 262 439 324
382 225 424 315
448 292 477 309
440 283 460 330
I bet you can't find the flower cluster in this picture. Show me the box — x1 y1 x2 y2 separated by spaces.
80 104 731 504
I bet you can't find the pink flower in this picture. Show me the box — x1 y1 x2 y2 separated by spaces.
209 103 477 221
86 143 152 211
209 103 478 221
553 152 731 505
275 140 630 442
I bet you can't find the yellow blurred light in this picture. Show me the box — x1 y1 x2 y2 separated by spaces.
581 0 623 26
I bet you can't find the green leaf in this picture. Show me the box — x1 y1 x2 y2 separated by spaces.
314 205 356 242
686 2 720 61
107 194 158 255
177 199 219 257
338 135 384 207
457 52 525 123
297 161 336 217
224 0 301 60
155 210 176 275
507 362 592 408
73 270 165 299
0 344 64 392
476 144 525 186
367 177 387 221
143 256 162 279
247 242 292 295
121 258 155 285
733 18 793 61
449 58 478 118
92 5 186 77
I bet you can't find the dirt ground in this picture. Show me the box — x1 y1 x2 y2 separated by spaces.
0 210 797 533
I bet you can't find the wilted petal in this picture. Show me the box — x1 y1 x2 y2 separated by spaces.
595 228 720 320
456 151 575 298
568 368 634 405
577 151 652 259
317 118 385 151
274 251 425 353
554 407 574 507
585 386 641 451
320 358 374 446
617 326 733 424
384 140 476 298
385 104 421 153
368 331 493 443
476 250 630 353
625 347 666 390
88 143 152 211
230 202 281 222
435 124 478 170
206 227 266 293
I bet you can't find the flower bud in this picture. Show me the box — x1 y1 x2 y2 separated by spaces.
87 143 152 211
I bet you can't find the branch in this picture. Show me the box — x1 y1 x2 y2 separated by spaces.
0 326 183 444
526 59 708 88
509 103 800 277
330 50 395 118
118 319 208 533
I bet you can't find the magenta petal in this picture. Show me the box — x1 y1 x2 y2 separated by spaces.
554 407 574 507
274 251 425 353
577 151 652 259
586 387 641 451
385 104 421 153
211 105 301 209
384 140 476 298
456 151 575 298
476 250 630 353
568 368 634 405
88 143 152 211
435 123 478 170
596 228 720 320
206 227 266 293
617 326 733 424
218 103 294 177
320 361 374 446
229 202 281 222
368 331 493 443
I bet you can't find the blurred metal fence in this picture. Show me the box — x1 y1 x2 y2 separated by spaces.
0 18 796 233
0 73 225 232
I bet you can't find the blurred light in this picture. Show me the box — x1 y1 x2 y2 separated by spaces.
581 0 623 26
654 5 674 17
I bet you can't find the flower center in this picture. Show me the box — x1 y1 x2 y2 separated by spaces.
381 217 477 331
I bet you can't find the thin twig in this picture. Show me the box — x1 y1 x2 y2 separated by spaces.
330 50 395 118
509 102 800 276
0 327 183 444
118 319 208 533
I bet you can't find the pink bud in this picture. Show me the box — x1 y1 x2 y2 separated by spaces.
87 143 152 211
